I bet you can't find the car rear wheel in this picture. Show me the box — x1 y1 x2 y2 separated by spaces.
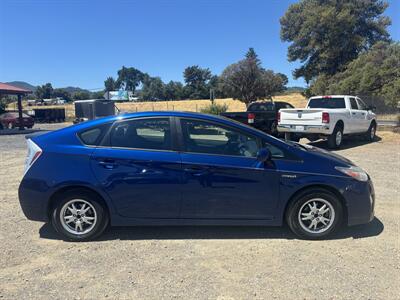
286 189 343 239
51 189 109 241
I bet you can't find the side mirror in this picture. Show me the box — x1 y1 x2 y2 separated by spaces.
368 105 376 111
257 147 271 162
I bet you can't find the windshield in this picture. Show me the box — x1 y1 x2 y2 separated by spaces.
308 97 345 109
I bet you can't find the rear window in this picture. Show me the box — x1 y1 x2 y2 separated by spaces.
78 124 110 146
308 97 345 109
248 103 274 111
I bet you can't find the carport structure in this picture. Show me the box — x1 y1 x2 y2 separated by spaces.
0 83 33 130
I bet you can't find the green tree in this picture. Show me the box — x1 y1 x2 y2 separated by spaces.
183 65 212 99
280 0 391 82
116 66 144 92
35 83 53 99
90 91 105 99
53 88 72 102
140 76 166 101
220 48 287 105
310 42 400 108
164 81 184 100
104 76 116 92
73 91 91 100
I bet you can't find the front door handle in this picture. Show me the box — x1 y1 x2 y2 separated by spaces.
184 166 210 176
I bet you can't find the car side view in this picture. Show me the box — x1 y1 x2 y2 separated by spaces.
19 111 375 241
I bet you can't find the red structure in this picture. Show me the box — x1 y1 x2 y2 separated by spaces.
0 83 33 130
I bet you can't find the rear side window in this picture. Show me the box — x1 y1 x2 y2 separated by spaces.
109 118 172 151
350 98 358 110
308 98 346 109
78 123 110 146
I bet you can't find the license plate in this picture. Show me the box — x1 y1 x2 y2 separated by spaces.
295 126 304 131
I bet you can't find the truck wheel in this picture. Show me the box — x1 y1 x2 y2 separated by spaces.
365 122 376 142
327 125 343 149
270 121 278 136
286 189 343 240
285 132 300 142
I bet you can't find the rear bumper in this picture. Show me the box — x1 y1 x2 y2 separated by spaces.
18 178 51 222
277 124 331 135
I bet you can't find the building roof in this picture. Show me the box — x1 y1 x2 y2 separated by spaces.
0 82 33 95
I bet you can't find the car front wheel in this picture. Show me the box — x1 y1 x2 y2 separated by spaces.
51 189 109 241
286 189 343 239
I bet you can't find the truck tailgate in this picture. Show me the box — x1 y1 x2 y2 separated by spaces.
279 109 323 126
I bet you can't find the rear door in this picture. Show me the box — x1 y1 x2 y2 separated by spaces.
90 117 182 218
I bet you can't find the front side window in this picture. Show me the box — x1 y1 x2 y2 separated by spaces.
110 118 172 151
357 98 367 110
180 119 259 157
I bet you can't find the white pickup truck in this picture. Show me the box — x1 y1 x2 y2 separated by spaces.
277 95 377 148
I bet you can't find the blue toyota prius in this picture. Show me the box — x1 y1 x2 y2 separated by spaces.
19 111 375 241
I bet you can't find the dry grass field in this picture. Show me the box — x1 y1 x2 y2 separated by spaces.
19 93 307 119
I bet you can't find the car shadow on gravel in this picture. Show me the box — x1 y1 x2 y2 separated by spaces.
305 135 382 150
39 217 383 242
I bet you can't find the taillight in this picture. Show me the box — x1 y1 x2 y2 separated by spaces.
277 111 281 123
248 113 255 124
322 112 330 123
24 139 42 175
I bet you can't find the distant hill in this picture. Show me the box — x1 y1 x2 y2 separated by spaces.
62 86 90 94
4 81 90 94
5 81 37 92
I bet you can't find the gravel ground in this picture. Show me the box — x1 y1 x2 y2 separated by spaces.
0 124 399 299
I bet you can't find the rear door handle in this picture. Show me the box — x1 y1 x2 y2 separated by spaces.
98 159 118 169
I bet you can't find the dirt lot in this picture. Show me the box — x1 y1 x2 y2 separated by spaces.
0 124 399 299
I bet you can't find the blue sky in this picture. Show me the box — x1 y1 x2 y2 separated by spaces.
0 0 399 90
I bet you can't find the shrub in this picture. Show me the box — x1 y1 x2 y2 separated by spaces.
200 103 228 115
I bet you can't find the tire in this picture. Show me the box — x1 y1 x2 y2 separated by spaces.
285 132 300 142
269 121 278 136
51 189 109 242
286 189 343 240
365 122 376 142
327 124 343 149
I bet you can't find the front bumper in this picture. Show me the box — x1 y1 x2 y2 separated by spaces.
345 179 375 226
277 124 331 135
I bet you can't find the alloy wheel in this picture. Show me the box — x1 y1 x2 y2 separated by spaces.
298 198 335 234
60 199 97 235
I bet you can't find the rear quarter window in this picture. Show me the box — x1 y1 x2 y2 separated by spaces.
78 123 110 146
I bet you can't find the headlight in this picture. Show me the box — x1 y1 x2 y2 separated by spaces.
335 166 368 182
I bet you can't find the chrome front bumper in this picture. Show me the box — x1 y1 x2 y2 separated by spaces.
277 124 331 134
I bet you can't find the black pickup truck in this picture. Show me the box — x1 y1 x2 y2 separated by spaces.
220 101 294 135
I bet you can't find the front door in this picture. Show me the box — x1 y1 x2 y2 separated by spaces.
91 117 182 218
178 118 279 220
